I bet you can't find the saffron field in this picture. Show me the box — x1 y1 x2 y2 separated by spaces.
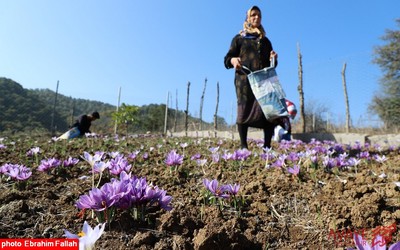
0 134 399 249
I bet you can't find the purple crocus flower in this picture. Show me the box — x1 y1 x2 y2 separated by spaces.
232 148 251 161
203 179 230 199
76 183 121 211
347 157 361 167
287 165 300 176
322 156 335 169
374 154 387 164
196 159 208 167
0 144 6 149
128 150 140 160
63 157 80 167
190 153 202 160
211 153 220 163
165 150 184 166
225 183 240 196
208 147 219 154
107 156 132 175
38 158 62 172
142 152 149 160
287 152 300 162
26 147 40 157
0 163 11 174
222 151 233 161
310 155 318 164
157 190 173 211
4 164 32 180
111 171 173 211
82 152 102 167
109 151 122 159
351 141 363 151
92 162 107 173
272 159 285 168
358 151 370 159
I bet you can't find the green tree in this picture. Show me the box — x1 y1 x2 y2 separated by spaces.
112 103 140 134
370 19 400 129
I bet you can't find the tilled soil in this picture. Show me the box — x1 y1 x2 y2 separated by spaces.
0 135 399 249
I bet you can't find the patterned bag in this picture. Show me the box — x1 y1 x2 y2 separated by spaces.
242 60 288 121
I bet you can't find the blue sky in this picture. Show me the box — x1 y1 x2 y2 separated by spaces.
1 1 399 127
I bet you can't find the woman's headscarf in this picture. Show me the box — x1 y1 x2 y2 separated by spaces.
239 6 266 38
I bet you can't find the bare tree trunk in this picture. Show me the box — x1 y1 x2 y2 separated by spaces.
342 62 351 133
70 98 75 126
50 80 59 136
174 89 178 133
199 78 207 130
214 81 219 137
163 92 169 135
114 86 121 135
185 81 190 137
297 43 306 133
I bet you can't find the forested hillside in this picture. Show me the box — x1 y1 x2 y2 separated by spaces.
0 78 228 136
0 77 116 135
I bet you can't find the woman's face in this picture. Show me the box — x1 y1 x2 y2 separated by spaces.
248 9 261 28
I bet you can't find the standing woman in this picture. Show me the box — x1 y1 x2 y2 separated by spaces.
224 5 278 149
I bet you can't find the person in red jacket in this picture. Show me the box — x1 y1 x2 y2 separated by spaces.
274 100 297 141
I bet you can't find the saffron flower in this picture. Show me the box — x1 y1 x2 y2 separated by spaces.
287 165 300 176
222 151 233 161
232 148 251 161
107 156 131 175
165 150 184 166
196 159 208 167
64 221 106 250
26 147 40 157
225 183 240 196
374 154 387 164
92 162 107 174
75 183 120 211
82 152 102 167
203 179 230 199
190 153 201 160
37 158 61 172
1 163 32 181
63 157 80 167
208 146 219 154
128 150 140 160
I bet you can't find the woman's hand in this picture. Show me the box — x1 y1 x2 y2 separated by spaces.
231 57 242 70
270 50 278 61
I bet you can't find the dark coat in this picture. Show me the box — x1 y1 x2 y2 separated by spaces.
224 34 276 128
72 115 92 135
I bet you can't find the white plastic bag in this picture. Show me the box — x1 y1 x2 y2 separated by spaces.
58 127 81 140
243 61 288 121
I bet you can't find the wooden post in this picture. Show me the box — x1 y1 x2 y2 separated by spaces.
185 81 190 137
214 81 219 137
199 78 207 130
173 89 178 133
163 92 169 135
297 43 306 133
114 87 121 135
50 80 59 136
342 62 351 133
